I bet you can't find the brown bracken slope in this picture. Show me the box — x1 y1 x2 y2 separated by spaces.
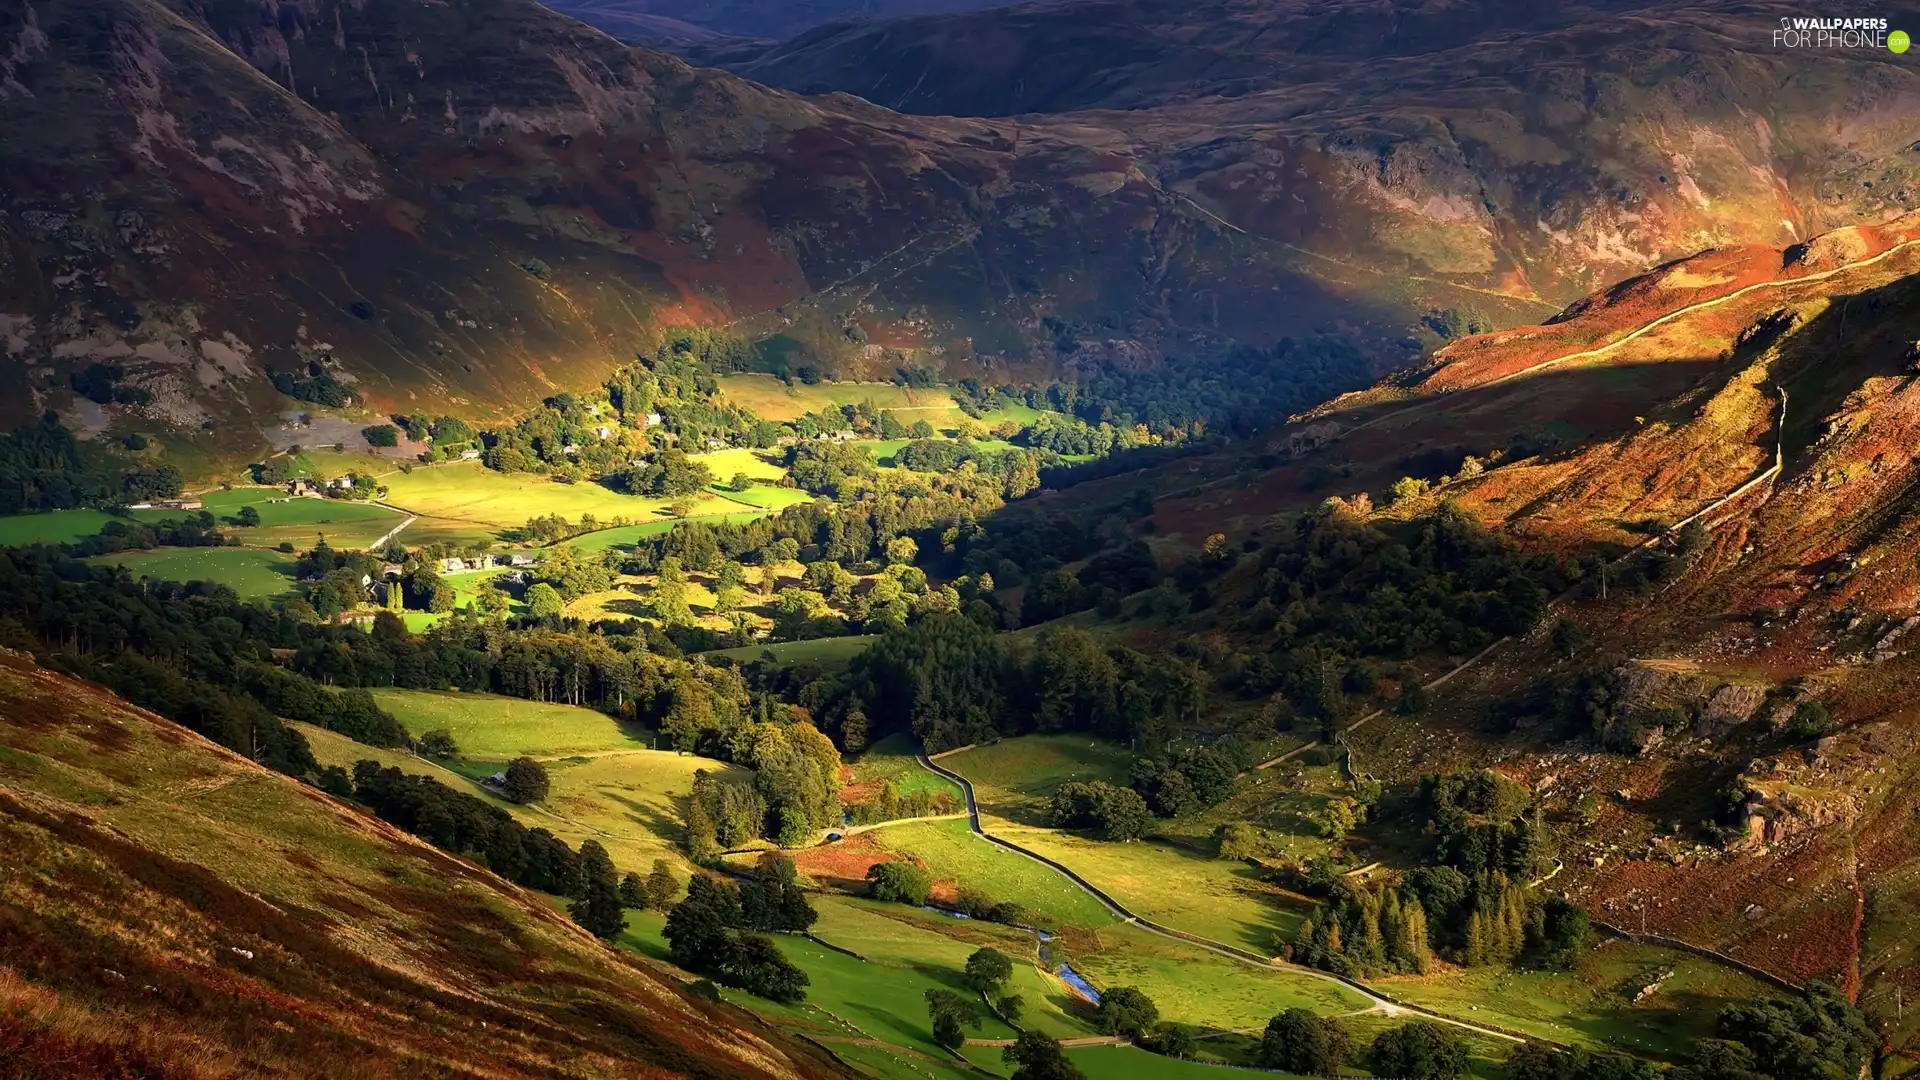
0 650 854 1079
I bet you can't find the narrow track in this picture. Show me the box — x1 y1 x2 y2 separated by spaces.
915 753 1544 1045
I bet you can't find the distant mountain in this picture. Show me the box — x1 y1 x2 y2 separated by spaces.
538 0 1019 46
8 0 1920 467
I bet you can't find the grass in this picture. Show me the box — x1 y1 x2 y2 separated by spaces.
0 508 179 546
689 447 787 481
0 662 777 1079
870 818 1119 930
565 511 772 553
701 636 879 667
1377 940 1777 1056
935 734 1137 822
205 490 402 549
366 688 649 760
379 461 691 534
850 733 964 802
984 823 1313 954
88 546 298 599
710 484 816 510
1066 1045 1312 1078
1066 922 1367 1030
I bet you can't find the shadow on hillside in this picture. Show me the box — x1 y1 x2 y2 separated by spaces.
601 791 684 843
1767 275 1920 462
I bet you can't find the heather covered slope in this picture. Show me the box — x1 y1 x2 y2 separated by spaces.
0 651 853 1079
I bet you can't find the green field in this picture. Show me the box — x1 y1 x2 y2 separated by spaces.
0 508 176 546
987 822 1312 954
710 484 815 511
935 735 1136 823
295 721 703 874
379 461 697 534
565 511 773 554
870 818 1118 930
367 688 649 759
90 546 298 599
701 636 879 667
849 733 964 802
204 489 403 549
690 447 786 481
1071 921 1365 1030
1376 940 1777 1056
1066 1045 1311 1079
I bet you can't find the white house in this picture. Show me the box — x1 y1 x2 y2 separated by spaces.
593 425 613 440
459 448 482 460
643 412 663 427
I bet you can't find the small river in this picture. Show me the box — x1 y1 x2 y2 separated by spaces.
920 907 1101 1004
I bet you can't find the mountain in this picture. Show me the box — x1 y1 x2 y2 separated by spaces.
536 0 1019 45
0 649 852 1078
3 0 1426 465
723 0 1920 319
8 0 1920 473
1026 210 1920 1041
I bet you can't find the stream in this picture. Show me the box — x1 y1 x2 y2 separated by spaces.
920 907 1101 1005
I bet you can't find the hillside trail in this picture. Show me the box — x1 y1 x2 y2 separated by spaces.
914 754 1553 1045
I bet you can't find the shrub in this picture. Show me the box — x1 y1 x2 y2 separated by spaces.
865 861 932 905
501 757 550 804
416 728 459 758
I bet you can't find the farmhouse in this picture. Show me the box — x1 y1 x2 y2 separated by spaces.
156 498 204 511
286 478 318 497
440 556 486 573
460 448 482 460
503 553 537 567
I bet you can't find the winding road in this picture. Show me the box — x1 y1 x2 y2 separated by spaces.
914 753 1545 1045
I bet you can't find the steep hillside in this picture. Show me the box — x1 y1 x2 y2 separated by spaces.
8 0 1408 463
726 0 1920 315
1026 210 1920 1058
0 650 853 1078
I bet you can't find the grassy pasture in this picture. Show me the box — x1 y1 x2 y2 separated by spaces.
564 511 772 553
849 732 963 802
0 507 184 546
870 818 1118 930
710 484 815 511
935 734 1135 823
379 461 693 533
700 635 879 668
89 546 298 599
367 688 649 759
689 447 786 481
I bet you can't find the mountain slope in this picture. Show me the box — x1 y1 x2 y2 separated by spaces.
0 649 852 1079
10 0 1404 458
723 0 1920 313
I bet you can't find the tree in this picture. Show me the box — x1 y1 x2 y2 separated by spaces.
526 582 565 619
925 989 979 1050
653 556 694 626
885 535 919 565
317 765 354 797
645 859 679 910
361 424 399 447
994 993 1025 1024
1787 700 1831 740
730 471 754 492
502 757 551 804
1049 781 1151 841
1003 1031 1086 1080
236 505 262 528
965 947 1015 995
866 861 933 905
1093 985 1158 1039
1711 981 1871 1080
618 871 647 909
910 419 936 439
1316 796 1362 840
1257 1008 1351 1076
568 840 627 940
417 728 459 757
1365 1021 1469 1080
1152 1024 1197 1060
